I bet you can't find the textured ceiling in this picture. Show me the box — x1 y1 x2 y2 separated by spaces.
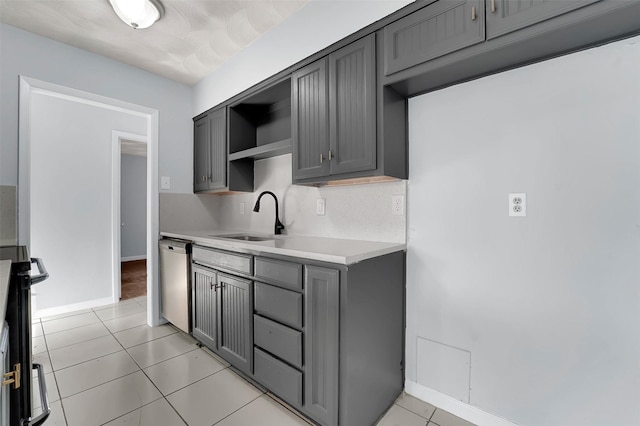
0 0 309 85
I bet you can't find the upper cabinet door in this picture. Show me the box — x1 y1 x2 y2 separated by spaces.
194 116 210 193
383 0 485 76
208 107 227 190
486 0 601 40
292 58 330 180
328 34 377 175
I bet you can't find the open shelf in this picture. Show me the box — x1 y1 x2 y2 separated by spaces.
229 138 292 161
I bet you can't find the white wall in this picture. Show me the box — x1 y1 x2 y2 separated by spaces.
406 36 640 426
192 0 413 115
0 23 192 194
121 154 147 260
31 93 147 311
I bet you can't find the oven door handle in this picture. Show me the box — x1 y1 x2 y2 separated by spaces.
30 258 49 285
22 363 50 426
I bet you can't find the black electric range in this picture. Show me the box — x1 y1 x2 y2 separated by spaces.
1 246 50 426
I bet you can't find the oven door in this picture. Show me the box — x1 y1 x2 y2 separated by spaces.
1 322 10 426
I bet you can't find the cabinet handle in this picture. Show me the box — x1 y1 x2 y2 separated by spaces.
328 150 333 161
320 153 325 163
202 175 206 182
491 0 496 13
471 5 477 21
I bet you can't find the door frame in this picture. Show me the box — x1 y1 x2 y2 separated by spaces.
18 76 163 326
112 132 148 301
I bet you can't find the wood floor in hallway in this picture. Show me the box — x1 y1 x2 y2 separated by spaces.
121 259 147 300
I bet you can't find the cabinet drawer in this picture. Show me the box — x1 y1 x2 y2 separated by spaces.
193 246 252 275
254 257 302 292
254 282 303 329
254 315 302 369
254 348 303 407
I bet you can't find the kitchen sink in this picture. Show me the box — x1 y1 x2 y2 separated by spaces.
213 234 274 242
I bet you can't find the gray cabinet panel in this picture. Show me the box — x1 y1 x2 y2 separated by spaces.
304 266 339 426
292 58 330 180
254 315 303 369
192 265 217 351
208 107 227 189
486 0 601 40
193 107 227 193
384 0 485 75
218 273 253 375
192 246 252 276
193 116 210 193
329 34 377 175
254 257 303 291
254 282 303 329
254 348 303 407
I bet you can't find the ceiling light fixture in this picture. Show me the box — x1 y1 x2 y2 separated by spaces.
109 0 164 29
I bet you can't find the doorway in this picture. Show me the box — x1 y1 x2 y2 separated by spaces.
119 138 148 300
19 76 163 326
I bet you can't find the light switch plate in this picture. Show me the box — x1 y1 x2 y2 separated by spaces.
316 198 326 216
161 176 171 190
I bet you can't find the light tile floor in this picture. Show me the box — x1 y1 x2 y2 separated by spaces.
31 297 476 426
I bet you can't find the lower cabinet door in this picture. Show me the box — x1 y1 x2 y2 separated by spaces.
304 266 340 426
218 273 253 375
192 265 218 351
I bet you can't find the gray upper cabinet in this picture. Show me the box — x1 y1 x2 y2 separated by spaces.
193 116 210 193
303 266 339 426
292 58 330 180
293 34 377 183
218 273 253 375
193 107 227 193
383 0 485 76
329 35 376 175
485 0 601 40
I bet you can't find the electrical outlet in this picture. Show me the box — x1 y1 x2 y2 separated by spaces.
160 176 170 190
316 198 326 216
240 202 245 215
509 193 526 217
392 195 404 216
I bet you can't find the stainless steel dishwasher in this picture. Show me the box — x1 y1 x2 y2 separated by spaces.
159 239 192 333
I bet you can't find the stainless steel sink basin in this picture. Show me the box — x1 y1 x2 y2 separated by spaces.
213 234 274 242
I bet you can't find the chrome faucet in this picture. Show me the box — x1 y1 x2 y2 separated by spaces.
253 191 285 235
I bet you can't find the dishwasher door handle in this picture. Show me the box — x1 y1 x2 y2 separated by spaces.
159 239 190 254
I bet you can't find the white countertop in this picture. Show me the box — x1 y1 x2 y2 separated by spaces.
160 230 406 265
1 260 11 323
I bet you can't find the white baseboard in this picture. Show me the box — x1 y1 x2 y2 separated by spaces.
33 296 116 319
405 380 520 426
121 255 147 262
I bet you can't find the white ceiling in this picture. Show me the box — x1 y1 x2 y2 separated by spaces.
0 0 309 85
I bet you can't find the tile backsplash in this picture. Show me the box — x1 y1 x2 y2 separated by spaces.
160 154 407 244
0 185 17 246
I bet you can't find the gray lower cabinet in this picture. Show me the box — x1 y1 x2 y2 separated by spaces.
485 0 601 40
193 107 227 193
217 273 253 375
192 247 254 376
383 0 485 76
192 248 405 426
191 265 218 350
293 34 377 183
303 266 340 426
